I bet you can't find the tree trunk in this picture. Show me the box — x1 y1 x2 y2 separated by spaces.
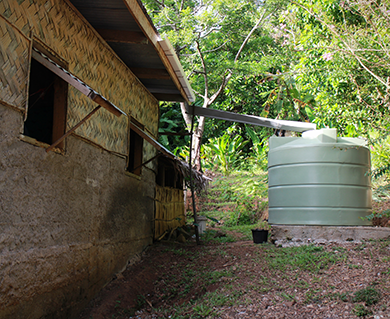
179 14 268 171
181 101 203 170
192 115 205 171
180 102 192 129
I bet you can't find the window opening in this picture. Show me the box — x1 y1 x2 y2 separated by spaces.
164 165 176 188
28 46 124 153
156 157 183 189
24 48 67 149
127 120 144 176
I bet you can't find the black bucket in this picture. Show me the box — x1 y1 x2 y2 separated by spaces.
252 229 268 244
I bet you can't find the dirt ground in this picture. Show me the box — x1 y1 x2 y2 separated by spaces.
78 177 390 319
79 228 390 319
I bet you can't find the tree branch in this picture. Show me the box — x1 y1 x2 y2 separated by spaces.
293 1 390 90
203 42 228 53
234 10 269 63
207 10 276 105
195 39 209 100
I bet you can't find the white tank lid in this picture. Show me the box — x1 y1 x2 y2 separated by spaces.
302 128 337 143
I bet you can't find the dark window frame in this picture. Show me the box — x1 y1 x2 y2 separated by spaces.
156 157 183 190
127 118 144 176
24 41 68 150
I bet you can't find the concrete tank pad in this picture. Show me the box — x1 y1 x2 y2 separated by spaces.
271 225 390 247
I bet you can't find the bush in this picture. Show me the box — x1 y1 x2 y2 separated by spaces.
352 304 372 317
352 287 381 306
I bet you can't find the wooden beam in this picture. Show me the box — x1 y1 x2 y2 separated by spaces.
46 105 102 152
52 76 68 149
132 153 161 173
89 92 123 117
95 29 148 44
130 67 171 79
147 88 181 94
32 50 89 96
159 132 191 136
122 0 191 103
152 93 185 102
32 49 125 117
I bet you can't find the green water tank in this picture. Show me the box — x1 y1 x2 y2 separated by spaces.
268 128 372 225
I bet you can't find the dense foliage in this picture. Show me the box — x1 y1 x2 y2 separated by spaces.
148 0 390 177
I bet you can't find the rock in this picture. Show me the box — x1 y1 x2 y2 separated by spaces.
177 233 186 243
115 273 124 280
214 230 227 238
284 301 295 307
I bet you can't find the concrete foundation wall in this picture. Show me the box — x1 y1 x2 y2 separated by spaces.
0 105 155 318
271 225 390 247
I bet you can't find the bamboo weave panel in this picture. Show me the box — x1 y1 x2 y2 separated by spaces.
1 0 159 156
0 17 29 108
154 185 185 239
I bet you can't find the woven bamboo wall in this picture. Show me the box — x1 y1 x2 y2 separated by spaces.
0 15 29 109
0 0 159 157
155 185 186 240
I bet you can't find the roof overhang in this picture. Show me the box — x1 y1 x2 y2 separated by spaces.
67 0 194 103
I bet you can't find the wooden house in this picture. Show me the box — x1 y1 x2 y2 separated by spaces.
0 0 195 318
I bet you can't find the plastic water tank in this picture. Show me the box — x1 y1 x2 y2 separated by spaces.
268 128 372 225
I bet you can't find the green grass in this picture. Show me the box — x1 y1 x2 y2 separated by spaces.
324 291 351 302
194 170 268 230
265 244 346 273
352 286 381 306
352 304 372 317
155 290 242 319
201 229 236 243
162 247 192 256
207 269 235 284
203 202 236 207
211 171 268 199
222 224 260 240
279 292 295 301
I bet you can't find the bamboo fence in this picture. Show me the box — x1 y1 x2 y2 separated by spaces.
154 185 185 240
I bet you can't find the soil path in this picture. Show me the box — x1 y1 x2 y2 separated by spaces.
79 236 390 319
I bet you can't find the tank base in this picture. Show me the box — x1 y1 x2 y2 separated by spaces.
270 225 390 247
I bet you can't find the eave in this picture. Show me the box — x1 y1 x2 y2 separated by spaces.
67 0 195 103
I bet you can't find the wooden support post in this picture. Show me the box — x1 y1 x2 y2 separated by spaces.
132 153 161 173
189 110 200 245
46 105 102 152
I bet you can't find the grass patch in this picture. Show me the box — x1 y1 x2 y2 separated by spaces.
325 291 351 302
352 304 372 317
206 269 235 284
352 286 381 306
203 202 236 207
195 171 268 228
304 288 323 304
156 290 242 319
348 264 363 269
162 247 191 257
265 245 345 273
201 229 236 243
279 292 295 301
220 224 254 240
